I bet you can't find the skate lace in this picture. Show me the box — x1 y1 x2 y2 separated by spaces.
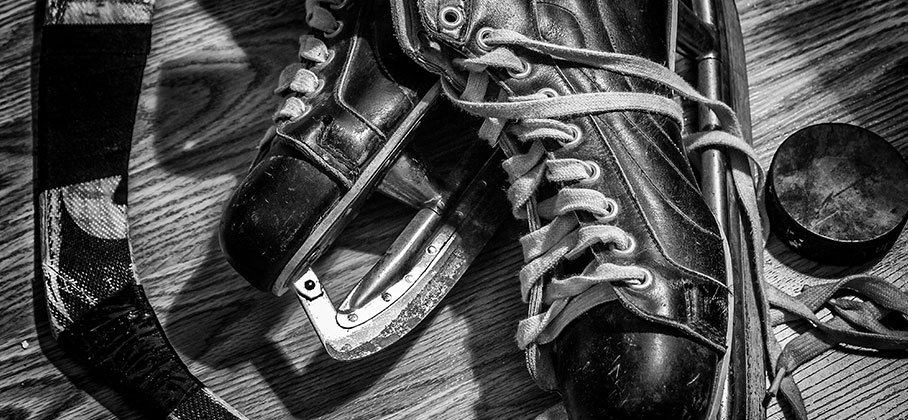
447 28 756 348
764 274 908 416
272 0 347 122
441 27 908 415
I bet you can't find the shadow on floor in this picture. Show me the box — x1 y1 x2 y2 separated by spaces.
148 0 430 417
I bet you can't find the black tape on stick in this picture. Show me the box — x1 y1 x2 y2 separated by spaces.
35 1 246 418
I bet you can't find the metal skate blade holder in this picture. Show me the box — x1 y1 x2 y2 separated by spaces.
672 0 758 418
286 85 505 361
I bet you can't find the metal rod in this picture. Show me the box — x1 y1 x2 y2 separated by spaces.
378 152 445 210
693 0 729 231
677 2 718 56
692 1 734 419
341 141 488 312
341 207 443 312
698 51 729 231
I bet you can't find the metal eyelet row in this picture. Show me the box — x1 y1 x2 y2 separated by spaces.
578 160 601 185
473 25 532 78
628 269 652 289
440 6 464 30
612 235 636 256
329 0 349 10
324 21 344 38
597 198 620 221
537 87 558 98
318 0 348 38
534 88 583 150
475 27 494 51
508 60 532 78
466 23 648 292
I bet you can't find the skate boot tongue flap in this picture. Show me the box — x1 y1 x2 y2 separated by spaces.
389 0 471 87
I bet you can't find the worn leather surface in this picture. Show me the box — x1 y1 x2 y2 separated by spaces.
553 302 719 419
390 0 731 417
220 0 435 292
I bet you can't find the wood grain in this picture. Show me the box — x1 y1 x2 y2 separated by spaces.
1 0 906 419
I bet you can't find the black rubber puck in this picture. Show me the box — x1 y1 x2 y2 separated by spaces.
766 123 908 265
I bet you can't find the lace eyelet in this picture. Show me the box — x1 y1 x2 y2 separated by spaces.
274 97 310 123
580 161 601 185
306 78 326 97
329 0 349 10
324 21 345 38
537 87 559 98
508 60 532 79
311 49 336 68
628 269 652 289
612 235 636 256
597 197 619 221
475 27 495 51
439 6 464 29
558 124 582 149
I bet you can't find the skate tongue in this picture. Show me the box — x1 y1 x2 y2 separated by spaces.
388 0 463 85
388 0 429 66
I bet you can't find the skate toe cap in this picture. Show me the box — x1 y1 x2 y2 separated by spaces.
553 302 721 420
220 155 340 293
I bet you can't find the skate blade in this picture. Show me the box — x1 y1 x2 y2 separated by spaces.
294 147 506 360
271 83 443 296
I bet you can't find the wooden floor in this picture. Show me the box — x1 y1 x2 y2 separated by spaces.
1 0 907 419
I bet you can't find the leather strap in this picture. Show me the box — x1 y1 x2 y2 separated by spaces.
35 1 245 418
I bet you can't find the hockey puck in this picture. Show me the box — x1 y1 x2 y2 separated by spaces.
765 123 908 265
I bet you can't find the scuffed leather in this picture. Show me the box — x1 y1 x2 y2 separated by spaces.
221 0 434 291
277 0 435 179
222 152 340 288
396 0 730 351
553 302 720 419
391 2 733 417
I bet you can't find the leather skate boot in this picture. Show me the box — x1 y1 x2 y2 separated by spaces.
221 0 438 294
221 0 509 360
388 1 746 417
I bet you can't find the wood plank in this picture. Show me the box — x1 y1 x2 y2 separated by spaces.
0 0 905 418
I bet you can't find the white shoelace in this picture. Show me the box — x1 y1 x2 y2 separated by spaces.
272 0 347 122
446 28 758 349
436 27 908 419
263 5 908 415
